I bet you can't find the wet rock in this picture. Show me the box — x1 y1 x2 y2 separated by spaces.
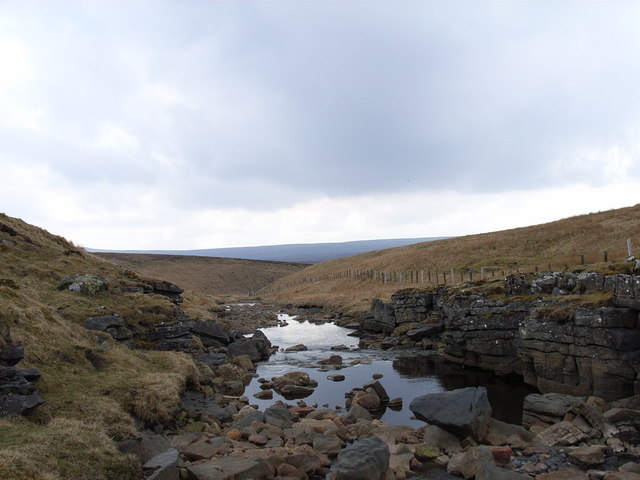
328 374 345 382
331 344 349 351
372 373 383 379
363 380 390 402
410 387 492 441
355 393 381 410
227 335 272 362
254 390 272 399
388 397 403 408
281 385 315 399
319 355 343 365
57 274 109 295
336 436 390 480
231 354 254 371
285 344 308 352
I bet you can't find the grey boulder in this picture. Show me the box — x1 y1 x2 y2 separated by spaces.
409 386 492 441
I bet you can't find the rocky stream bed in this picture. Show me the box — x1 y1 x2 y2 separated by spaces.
2 272 640 480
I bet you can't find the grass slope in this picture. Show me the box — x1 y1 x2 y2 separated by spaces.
95 252 305 298
264 204 640 314
0 213 202 480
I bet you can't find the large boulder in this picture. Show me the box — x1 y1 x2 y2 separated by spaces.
192 320 231 346
57 274 109 295
227 331 272 362
409 387 492 441
336 436 390 480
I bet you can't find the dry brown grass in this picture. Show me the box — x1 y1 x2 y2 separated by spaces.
0 213 202 479
265 204 640 314
95 252 305 297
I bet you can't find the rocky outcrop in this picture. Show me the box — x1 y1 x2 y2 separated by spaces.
57 273 109 295
0 333 43 417
363 272 640 400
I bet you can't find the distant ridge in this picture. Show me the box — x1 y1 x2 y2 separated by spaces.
89 237 447 264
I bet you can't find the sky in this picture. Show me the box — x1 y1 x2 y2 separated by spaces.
1 1 639 250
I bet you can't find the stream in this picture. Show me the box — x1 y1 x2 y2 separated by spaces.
244 314 536 427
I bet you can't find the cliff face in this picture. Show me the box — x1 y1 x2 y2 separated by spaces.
362 272 640 401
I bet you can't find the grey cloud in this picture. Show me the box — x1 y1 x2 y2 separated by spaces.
2 2 640 211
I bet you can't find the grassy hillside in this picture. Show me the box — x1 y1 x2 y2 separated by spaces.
0 213 202 480
264 204 640 314
95 252 305 298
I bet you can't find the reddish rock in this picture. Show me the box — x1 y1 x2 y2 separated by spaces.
226 428 242 441
373 373 383 379
489 446 512 466
356 393 381 410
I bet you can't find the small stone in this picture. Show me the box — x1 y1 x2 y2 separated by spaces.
254 390 273 399
328 374 345 382
226 428 242 441
489 446 512 466
248 434 268 445
414 444 440 461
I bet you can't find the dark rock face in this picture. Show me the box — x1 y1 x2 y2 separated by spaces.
365 273 640 401
142 280 184 304
192 320 230 346
83 315 133 344
0 344 24 366
227 331 272 362
0 365 43 417
336 436 390 480
409 387 492 441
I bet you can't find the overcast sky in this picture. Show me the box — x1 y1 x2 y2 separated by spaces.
1 1 639 249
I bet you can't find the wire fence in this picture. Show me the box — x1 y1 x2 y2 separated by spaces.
257 239 638 296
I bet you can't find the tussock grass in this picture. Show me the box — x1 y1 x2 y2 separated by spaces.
266 204 640 314
0 213 203 479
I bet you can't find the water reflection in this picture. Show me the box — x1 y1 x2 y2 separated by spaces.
244 317 536 426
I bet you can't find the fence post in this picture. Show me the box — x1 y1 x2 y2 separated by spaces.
603 250 608 262
628 238 634 257
580 255 585 265
481 267 485 280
